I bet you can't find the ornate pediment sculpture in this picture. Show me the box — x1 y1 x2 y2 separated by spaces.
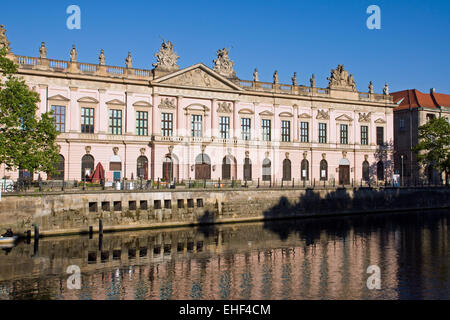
153 40 180 72
327 64 356 92
0 25 10 52
358 112 371 122
213 48 236 78
316 109 330 120
217 102 232 113
159 97 176 109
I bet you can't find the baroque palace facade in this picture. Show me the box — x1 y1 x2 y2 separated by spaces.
0 25 395 184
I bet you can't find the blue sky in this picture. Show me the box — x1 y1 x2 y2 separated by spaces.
1 0 449 93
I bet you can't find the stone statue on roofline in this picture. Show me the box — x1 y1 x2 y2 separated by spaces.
383 82 389 95
99 49 105 65
292 72 298 86
213 47 236 78
125 51 132 68
70 45 77 62
153 39 180 72
39 42 47 59
253 68 258 82
310 74 316 88
0 25 10 52
273 70 279 84
368 81 374 94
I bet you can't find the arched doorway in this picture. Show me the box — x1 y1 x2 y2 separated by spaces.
320 159 328 181
222 155 237 180
339 158 350 185
243 157 252 181
162 156 173 181
377 161 384 181
362 161 370 182
137 156 148 180
301 159 309 181
81 154 94 181
283 158 291 181
195 153 211 180
262 158 271 181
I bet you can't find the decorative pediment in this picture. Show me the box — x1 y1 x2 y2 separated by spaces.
158 97 176 109
316 109 329 120
106 99 125 106
358 112 371 122
374 118 386 124
48 94 70 102
77 96 99 104
184 103 210 114
259 110 274 117
335 114 353 122
132 100 152 108
238 108 254 115
217 102 232 113
153 63 243 91
279 112 293 118
298 113 311 119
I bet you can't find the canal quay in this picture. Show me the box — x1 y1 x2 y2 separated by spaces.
0 209 448 300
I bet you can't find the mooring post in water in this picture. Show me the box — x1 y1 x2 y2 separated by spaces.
26 230 31 244
98 234 103 252
257 178 260 188
99 219 103 236
34 224 39 241
89 226 93 239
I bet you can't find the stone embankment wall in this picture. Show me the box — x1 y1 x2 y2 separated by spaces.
0 187 448 237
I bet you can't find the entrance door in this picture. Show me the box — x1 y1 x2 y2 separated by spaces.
339 165 350 185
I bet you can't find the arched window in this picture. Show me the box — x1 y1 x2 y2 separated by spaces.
81 154 95 181
320 159 328 181
362 160 370 182
137 156 148 180
195 153 211 180
243 157 252 181
54 155 65 180
283 159 291 181
262 158 271 181
301 159 309 181
377 161 384 181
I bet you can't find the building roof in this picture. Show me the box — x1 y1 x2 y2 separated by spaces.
391 89 450 111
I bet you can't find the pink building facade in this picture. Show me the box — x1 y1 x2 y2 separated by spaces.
0 29 396 185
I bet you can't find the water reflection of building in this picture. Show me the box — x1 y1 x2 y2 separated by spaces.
0 213 448 300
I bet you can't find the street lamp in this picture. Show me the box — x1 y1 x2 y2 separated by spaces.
400 155 404 187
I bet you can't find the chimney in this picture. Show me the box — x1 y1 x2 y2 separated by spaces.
430 88 436 94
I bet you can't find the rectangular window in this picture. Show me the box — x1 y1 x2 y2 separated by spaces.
219 116 230 139
376 126 384 145
161 112 173 137
281 120 291 142
340 124 348 144
241 118 251 140
361 125 368 145
191 114 202 137
109 109 122 135
319 123 327 143
81 107 95 133
300 121 309 143
136 111 148 136
51 105 66 133
262 119 271 141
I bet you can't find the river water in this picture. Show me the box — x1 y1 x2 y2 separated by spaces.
0 210 448 300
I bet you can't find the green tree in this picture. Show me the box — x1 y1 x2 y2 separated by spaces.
413 117 450 184
0 47 59 178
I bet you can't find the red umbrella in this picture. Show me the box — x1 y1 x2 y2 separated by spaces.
91 162 105 183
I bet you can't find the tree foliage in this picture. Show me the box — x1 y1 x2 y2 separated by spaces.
0 47 59 176
413 116 450 182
